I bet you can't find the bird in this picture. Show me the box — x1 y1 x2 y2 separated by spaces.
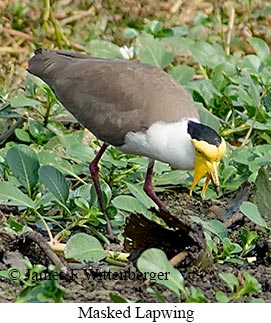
27 48 226 237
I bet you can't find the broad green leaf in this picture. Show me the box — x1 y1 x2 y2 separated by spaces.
123 27 139 39
162 36 193 54
190 41 225 67
241 228 258 255
66 143 95 163
112 195 151 218
248 77 261 108
28 120 43 139
197 103 220 132
125 182 156 209
64 233 107 262
188 286 208 302
240 201 268 228
0 182 35 208
39 165 69 204
219 272 239 293
221 166 237 182
171 26 188 37
72 183 92 200
137 248 185 298
10 95 40 108
212 62 236 90
6 145 40 195
241 272 262 295
222 237 242 256
189 79 222 108
154 170 189 187
215 291 229 303
242 55 262 73
191 216 228 240
86 40 123 59
169 65 195 85
14 129 32 142
237 87 255 106
136 33 173 69
89 179 112 206
144 20 163 35
253 166 271 219
248 37 270 60
38 150 85 184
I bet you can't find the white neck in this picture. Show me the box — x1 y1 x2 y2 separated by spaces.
119 119 198 170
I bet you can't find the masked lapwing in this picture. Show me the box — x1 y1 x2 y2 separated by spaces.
27 48 226 236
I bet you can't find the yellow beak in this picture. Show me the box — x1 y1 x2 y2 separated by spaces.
189 156 220 197
189 138 226 197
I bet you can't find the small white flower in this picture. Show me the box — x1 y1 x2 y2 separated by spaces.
119 46 134 60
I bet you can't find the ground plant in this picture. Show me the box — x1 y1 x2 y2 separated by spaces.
0 0 270 302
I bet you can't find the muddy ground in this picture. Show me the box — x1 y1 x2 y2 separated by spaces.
1 189 271 303
1 0 271 303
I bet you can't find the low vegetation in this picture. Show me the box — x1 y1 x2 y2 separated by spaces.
0 0 270 302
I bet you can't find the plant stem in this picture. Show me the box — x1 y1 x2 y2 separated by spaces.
225 6 235 55
241 105 260 146
33 209 54 243
220 124 249 136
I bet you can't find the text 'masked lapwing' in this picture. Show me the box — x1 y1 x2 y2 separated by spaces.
27 48 226 237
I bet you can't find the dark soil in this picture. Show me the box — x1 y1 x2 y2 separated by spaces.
0 190 270 303
1 0 271 303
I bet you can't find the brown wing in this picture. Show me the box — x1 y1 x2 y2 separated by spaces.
28 49 198 146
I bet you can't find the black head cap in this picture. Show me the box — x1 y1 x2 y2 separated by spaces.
187 120 221 147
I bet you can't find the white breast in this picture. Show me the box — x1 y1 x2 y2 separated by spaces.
118 119 197 170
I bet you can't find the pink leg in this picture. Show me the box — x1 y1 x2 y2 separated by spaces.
143 159 166 210
89 143 113 237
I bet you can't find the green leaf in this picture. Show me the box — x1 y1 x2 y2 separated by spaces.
188 286 208 302
38 150 85 184
0 182 35 208
169 65 195 85
240 272 262 296
248 37 270 60
10 95 40 108
39 165 69 204
222 237 242 256
6 145 40 195
27 120 54 144
123 28 139 39
66 143 95 163
144 20 163 35
155 170 189 187
15 129 32 142
86 40 123 59
109 293 129 303
241 228 258 255
125 182 156 209
215 291 229 303
171 26 188 37
197 103 221 132
64 233 107 262
242 55 262 73
137 248 184 298
240 201 268 228
190 41 225 67
219 272 239 293
136 34 173 69
112 195 151 218
253 166 271 219
191 216 228 240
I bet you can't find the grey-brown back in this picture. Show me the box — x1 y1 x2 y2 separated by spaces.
28 49 198 146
